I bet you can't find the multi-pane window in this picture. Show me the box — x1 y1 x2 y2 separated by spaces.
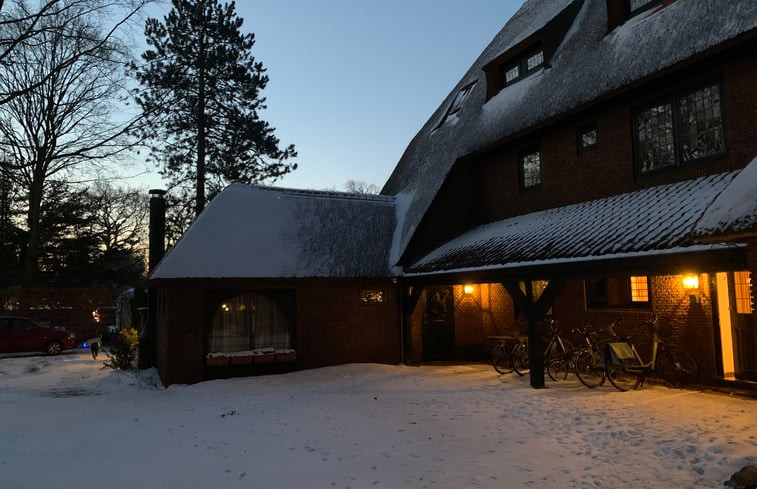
578 124 598 153
438 82 476 127
634 82 724 174
360 289 385 305
628 0 663 16
678 84 724 162
499 47 544 88
734 271 753 314
504 64 520 84
630 276 649 302
526 50 544 71
520 150 541 189
586 276 651 309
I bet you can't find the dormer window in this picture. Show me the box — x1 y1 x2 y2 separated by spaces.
499 46 544 89
628 0 663 17
437 81 476 128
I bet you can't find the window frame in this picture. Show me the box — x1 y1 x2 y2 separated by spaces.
626 0 664 18
585 276 652 310
499 45 544 89
359 289 385 306
518 146 542 191
437 81 477 128
632 80 726 175
577 122 598 154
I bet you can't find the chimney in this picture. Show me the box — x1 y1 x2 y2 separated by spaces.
141 189 166 371
148 189 166 272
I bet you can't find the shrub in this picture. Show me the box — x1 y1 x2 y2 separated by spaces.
104 328 139 370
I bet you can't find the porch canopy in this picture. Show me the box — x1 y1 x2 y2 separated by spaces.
403 170 750 387
406 171 746 281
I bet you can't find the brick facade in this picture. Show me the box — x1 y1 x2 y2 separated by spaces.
156 278 400 385
404 47 757 263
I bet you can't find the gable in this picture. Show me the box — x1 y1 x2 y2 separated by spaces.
381 0 757 265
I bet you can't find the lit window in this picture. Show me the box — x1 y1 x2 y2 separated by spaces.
586 276 651 309
634 82 724 174
208 293 293 353
734 271 753 314
630 276 649 302
360 289 384 304
520 150 541 190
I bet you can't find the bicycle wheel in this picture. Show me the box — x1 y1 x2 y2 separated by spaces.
606 363 642 391
547 357 570 382
656 347 698 386
574 348 605 388
491 343 514 374
512 343 530 376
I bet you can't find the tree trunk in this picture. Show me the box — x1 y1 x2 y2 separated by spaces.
195 32 207 218
20 174 44 286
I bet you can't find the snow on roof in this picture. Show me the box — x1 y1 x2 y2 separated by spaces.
150 185 398 279
693 155 757 239
382 0 757 263
406 171 739 275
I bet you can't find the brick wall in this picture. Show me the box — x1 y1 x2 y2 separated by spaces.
0 287 126 340
405 48 757 262
155 278 401 386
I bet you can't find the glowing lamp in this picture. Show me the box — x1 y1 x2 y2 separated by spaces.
682 275 699 290
463 284 475 295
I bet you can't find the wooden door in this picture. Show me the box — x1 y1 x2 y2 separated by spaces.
728 271 757 382
422 287 455 361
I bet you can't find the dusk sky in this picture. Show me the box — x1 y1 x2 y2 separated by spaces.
140 1 522 192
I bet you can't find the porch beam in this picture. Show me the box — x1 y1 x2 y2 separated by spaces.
501 279 565 389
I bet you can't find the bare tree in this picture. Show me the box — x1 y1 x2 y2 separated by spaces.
344 179 380 195
88 182 147 254
0 0 147 105
0 0 146 285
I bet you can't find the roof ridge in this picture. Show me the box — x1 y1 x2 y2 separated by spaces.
228 183 396 203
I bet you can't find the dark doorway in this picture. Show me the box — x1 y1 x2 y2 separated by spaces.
423 286 455 361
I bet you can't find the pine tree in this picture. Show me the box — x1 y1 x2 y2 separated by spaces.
133 0 297 219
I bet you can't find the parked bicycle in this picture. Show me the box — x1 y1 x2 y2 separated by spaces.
513 318 575 379
605 317 699 391
572 321 620 388
490 335 527 374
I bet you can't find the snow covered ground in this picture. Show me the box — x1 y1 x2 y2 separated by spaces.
0 352 754 489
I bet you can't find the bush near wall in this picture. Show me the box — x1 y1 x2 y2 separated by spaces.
0 287 126 340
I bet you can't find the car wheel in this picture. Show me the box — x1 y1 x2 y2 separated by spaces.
46 341 63 356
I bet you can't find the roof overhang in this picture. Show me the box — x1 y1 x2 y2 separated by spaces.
403 243 747 285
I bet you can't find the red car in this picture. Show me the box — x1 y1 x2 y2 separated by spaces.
0 316 77 355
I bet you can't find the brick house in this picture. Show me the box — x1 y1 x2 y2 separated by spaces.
151 0 756 386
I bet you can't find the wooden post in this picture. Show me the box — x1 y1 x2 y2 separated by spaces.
502 279 564 389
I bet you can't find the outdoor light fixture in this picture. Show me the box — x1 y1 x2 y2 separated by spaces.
682 275 699 290
463 284 475 295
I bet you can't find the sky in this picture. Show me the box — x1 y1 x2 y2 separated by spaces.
135 1 523 193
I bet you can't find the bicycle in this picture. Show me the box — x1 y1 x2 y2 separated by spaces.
572 321 620 389
605 317 699 391
513 318 575 379
490 335 527 374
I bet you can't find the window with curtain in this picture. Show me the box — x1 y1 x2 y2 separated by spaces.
208 292 293 353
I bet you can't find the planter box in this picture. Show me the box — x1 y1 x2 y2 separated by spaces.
206 354 229 367
253 353 275 364
276 350 296 363
229 354 254 365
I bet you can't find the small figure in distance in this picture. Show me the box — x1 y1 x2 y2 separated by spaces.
87 336 102 359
